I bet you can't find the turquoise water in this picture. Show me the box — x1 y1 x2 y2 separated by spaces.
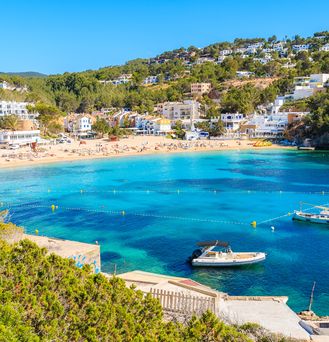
1 150 329 315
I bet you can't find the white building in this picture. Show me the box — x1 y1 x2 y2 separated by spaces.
253 57 272 65
99 75 131 86
219 49 233 56
0 130 41 145
282 62 296 69
236 71 254 78
292 44 310 52
220 113 245 131
247 42 264 49
235 47 247 54
262 48 275 53
309 73 329 86
271 96 286 114
0 81 27 92
0 81 15 90
246 47 257 54
65 115 92 133
136 117 171 135
286 74 329 100
273 42 285 52
0 101 37 120
217 56 227 63
241 113 288 137
143 76 158 85
195 57 216 64
289 87 314 100
158 100 201 121
320 43 329 52
78 116 92 131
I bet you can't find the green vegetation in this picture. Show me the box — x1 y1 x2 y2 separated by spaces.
285 90 329 147
0 32 327 117
27 103 65 136
0 32 328 145
92 118 128 138
0 71 47 78
0 229 302 341
195 119 225 137
0 115 20 131
0 230 253 341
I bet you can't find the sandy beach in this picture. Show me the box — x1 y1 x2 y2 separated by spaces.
0 136 291 168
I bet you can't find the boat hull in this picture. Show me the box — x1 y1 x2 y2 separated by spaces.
293 211 329 225
191 253 266 267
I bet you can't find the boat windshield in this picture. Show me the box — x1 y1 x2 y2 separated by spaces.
204 245 232 254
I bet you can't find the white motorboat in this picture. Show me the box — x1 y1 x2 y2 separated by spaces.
190 240 266 267
293 203 329 225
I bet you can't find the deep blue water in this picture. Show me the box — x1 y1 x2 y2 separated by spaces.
1 150 329 315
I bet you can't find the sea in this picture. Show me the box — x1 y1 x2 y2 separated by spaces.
1 149 329 315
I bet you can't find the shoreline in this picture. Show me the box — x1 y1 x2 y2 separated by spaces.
0 137 294 169
0 136 294 170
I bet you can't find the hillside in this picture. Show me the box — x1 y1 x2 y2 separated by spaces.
0 31 328 141
222 77 280 90
0 71 47 78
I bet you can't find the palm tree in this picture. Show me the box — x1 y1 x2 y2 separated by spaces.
3 115 19 131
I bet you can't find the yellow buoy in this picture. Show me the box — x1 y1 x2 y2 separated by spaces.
51 204 55 211
251 221 257 228
35 229 39 235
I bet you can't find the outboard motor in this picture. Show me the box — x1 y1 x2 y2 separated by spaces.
191 249 202 260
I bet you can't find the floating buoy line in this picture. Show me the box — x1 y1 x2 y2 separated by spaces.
2 201 250 226
1 198 328 231
1 189 329 195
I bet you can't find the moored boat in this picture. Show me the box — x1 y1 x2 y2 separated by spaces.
292 203 329 225
297 146 315 151
190 240 266 267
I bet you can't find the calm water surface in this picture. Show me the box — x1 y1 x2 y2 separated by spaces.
1 150 329 315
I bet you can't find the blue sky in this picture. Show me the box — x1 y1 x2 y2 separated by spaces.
1 0 329 74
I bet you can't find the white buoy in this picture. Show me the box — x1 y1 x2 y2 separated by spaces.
271 226 275 232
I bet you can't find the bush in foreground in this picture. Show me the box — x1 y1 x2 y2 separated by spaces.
0 237 251 341
0 233 303 341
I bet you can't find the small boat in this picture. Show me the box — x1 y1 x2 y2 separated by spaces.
298 146 315 151
190 240 266 267
293 203 329 225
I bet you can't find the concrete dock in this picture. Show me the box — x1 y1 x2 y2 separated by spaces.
117 270 311 340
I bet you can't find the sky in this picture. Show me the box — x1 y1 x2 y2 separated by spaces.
1 0 329 75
